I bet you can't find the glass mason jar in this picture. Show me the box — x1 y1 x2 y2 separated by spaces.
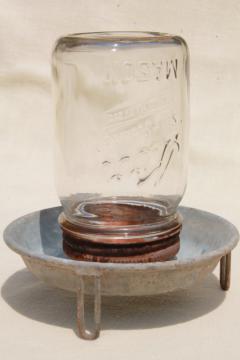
52 32 190 262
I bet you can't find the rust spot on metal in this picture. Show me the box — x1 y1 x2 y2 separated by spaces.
63 238 180 263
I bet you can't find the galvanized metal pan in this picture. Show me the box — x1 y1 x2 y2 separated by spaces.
3 206 239 340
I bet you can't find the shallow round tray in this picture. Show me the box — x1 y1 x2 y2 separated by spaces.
4 206 239 339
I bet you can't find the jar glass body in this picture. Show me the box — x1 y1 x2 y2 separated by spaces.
52 32 189 243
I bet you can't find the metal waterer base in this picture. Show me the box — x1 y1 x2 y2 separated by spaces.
3 206 239 340
75 253 232 340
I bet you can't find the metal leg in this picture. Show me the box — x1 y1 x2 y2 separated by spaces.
77 276 101 340
220 253 231 291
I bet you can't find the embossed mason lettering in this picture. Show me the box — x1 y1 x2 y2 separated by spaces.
105 59 178 83
106 98 160 126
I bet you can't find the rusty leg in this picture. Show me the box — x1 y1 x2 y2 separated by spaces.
77 276 101 340
220 253 231 291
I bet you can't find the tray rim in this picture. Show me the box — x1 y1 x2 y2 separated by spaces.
3 205 239 272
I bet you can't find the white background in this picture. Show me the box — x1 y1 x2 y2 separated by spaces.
0 1 240 359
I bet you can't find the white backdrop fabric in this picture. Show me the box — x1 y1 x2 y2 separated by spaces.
1 1 240 359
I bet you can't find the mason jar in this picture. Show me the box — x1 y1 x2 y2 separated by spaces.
52 31 190 262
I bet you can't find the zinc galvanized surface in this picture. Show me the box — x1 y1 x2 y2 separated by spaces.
4 206 239 296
